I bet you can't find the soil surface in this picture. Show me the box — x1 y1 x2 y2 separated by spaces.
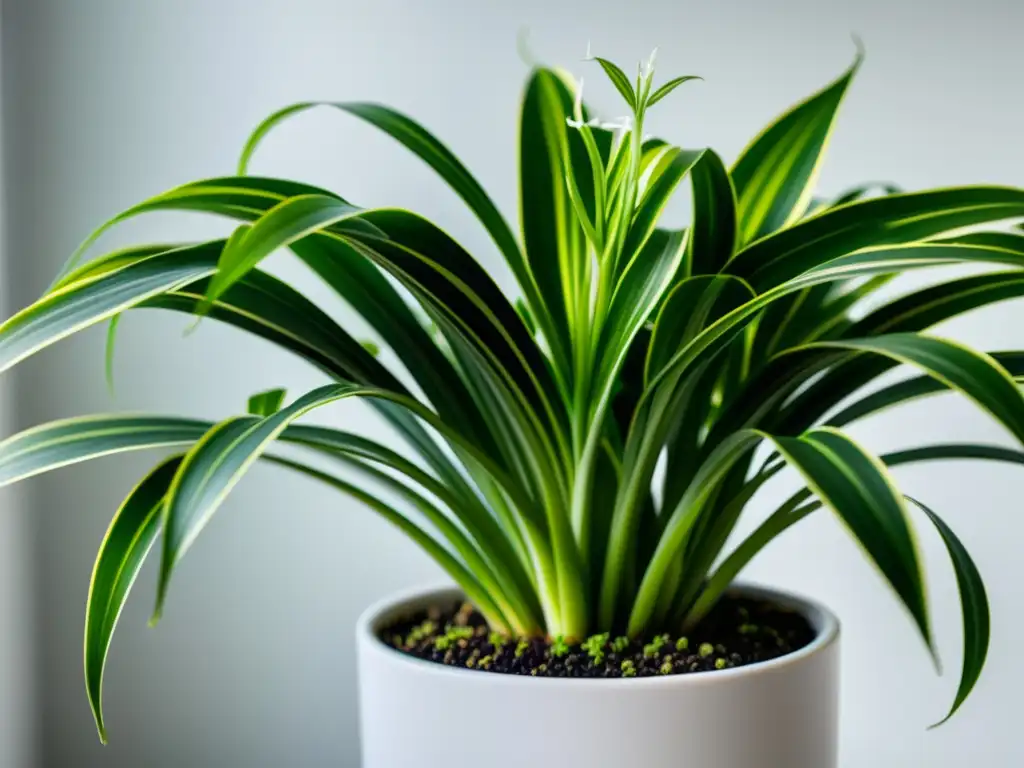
380 594 815 678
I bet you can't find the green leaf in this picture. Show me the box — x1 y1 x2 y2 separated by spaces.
104 314 121 397
519 69 580 381
829 181 902 207
154 384 384 617
686 149 737 275
153 382 523 619
264 456 512 630
649 242 1024 411
645 274 755 384
882 442 1024 469
803 335 1024 444
827 351 1024 427
236 100 528 312
731 54 860 244
592 57 636 109
0 416 206 488
773 428 933 657
601 229 690 388
247 388 287 417
85 455 182 743
61 176 496 457
904 496 990 725
628 430 764 634
621 147 704 261
647 75 702 108
683 487 820 629
849 271 1024 338
201 194 375 311
0 242 220 374
727 190 1024 291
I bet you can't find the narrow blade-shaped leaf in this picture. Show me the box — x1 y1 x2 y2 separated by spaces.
647 75 702 107
773 428 933 656
804 334 1024 443
727 190 1024 291
731 54 859 244
85 455 182 742
621 147 704 261
645 274 754 384
686 149 737 275
237 100 525 296
0 415 206 487
592 57 636 109
202 194 375 310
519 68 580 378
905 496 990 725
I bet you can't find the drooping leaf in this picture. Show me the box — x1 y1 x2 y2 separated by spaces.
905 496 989 725
726 190 1024 291
828 352 1024 427
798 334 1024 444
772 428 934 657
237 100 529 312
0 416 206 488
85 455 182 743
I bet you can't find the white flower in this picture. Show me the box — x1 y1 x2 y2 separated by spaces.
599 115 634 134
566 116 603 130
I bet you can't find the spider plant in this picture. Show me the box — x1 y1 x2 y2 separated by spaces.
2 46 1021 740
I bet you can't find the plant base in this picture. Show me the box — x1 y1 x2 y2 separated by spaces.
357 583 840 768
380 594 814 678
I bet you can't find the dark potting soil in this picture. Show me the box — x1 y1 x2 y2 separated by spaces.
379 594 815 679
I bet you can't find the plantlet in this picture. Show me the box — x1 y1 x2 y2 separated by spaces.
621 660 637 678
699 643 715 659
715 658 728 670
488 631 508 649
550 636 571 658
515 639 531 659
611 636 630 653
643 634 667 658
0 41 1016 739
675 636 690 651
581 633 610 664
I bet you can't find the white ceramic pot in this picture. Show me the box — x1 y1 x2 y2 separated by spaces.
357 583 840 768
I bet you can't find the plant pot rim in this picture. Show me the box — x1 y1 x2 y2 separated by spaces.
357 581 840 688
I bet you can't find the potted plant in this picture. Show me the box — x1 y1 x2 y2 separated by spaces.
2 45 1020 766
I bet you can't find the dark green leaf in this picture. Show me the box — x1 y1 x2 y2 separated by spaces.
727 190 1024 291
731 55 859 244
905 496 989 725
803 334 1024 444
592 57 636 109
773 428 933 656
686 149 737 275
85 455 182 743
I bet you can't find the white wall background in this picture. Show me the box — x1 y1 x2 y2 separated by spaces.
0 2 35 765
2 0 1023 765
